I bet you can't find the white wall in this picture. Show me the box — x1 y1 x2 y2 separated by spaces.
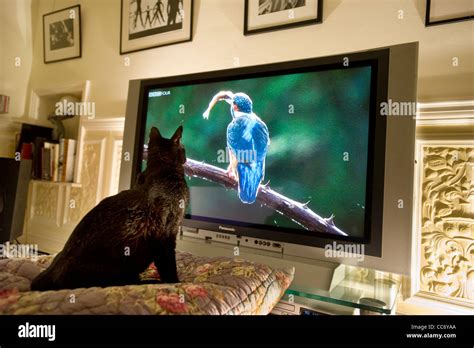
0 0 33 119
6 0 474 124
0 0 33 157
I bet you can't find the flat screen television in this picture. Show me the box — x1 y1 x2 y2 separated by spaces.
120 43 417 275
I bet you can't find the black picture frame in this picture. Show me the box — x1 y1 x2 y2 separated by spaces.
244 0 323 35
425 0 473 27
43 5 82 64
120 0 194 55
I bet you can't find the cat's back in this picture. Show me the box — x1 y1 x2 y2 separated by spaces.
63 188 148 246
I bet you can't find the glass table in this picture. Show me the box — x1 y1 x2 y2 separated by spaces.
284 264 402 315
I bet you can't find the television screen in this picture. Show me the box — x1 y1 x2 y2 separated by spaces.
137 55 387 245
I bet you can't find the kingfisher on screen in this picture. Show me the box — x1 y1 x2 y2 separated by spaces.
203 91 270 204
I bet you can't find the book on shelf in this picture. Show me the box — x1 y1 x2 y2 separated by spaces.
33 137 48 179
62 139 76 183
40 139 76 183
52 143 59 182
58 139 66 181
41 143 51 181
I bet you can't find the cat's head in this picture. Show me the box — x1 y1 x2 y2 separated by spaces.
146 126 186 169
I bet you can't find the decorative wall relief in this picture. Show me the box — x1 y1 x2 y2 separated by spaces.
32 183 60 221
110 141 123 196
68 142 103 224
419 145 473 305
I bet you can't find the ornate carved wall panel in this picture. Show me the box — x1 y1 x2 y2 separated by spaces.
400 101 474 314
31 183 60 222
417 144 473 306
66 141 105 225
109 140 123 196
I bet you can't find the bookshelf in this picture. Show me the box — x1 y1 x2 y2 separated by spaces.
23 117 125 254
20 81 126 253
24 81 91 185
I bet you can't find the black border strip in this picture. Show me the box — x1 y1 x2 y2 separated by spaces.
0 315 471 345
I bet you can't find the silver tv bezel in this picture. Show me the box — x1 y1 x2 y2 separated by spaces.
119 42 418 275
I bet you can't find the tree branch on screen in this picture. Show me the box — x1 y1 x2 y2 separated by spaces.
184 159 348 237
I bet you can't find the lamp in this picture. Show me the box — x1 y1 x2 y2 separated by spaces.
48 95 79 141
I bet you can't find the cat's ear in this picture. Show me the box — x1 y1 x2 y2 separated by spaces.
149 127 162 142
171 126 183 144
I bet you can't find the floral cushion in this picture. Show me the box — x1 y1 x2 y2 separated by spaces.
0 251 294 315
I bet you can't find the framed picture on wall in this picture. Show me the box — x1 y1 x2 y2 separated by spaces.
120 0 193 54
43 5 82 64
244 0 323 35
425 0 473 26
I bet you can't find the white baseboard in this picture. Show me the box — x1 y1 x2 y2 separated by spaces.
397 295 473 315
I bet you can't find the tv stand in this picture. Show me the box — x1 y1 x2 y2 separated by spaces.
177 233 401 315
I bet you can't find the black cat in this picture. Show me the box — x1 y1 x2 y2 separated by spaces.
31 126 189 290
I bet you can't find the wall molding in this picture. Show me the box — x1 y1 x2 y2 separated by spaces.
397 294 473 315
416 100 474 127
78 117 125 132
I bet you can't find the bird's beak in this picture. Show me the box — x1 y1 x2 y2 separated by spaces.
223 96 233 106
203 91 235 119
